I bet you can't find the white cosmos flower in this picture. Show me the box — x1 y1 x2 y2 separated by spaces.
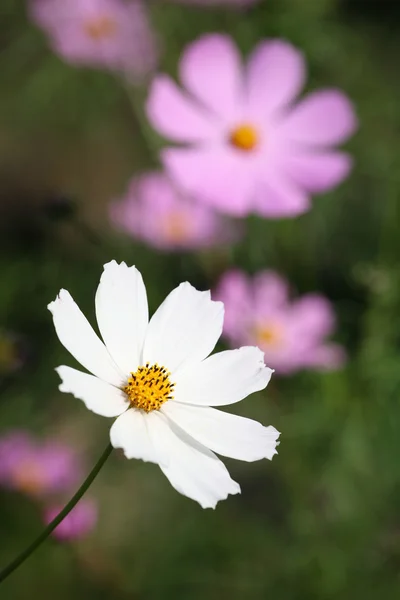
48 261 279 508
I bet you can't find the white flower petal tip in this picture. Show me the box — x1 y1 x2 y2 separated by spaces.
206 483 241 510
55 366 129 418
264 426 280 460
174 346 274 407
162 402 279 464
101 259 136 274
177 472 241 510
95 259 148 376
48 287 124 386
252 348 274 386
143 281 224 373
47 288 68 313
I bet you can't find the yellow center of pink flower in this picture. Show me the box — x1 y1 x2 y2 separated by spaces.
163 212 190 243
83 16 117 40
229 124 259 151
12 462 44 494
254 323 283 348
124 363 175 413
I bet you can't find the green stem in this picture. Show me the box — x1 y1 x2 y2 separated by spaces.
0 442 113 585
121 80 161 166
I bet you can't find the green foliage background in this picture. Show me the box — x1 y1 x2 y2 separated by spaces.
1 0 400 598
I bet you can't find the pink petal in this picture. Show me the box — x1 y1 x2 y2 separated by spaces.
215 270 251 309
46 499 97 541
280 89 357 146
246 40 305 117
290 294 336 339
301 343 346 370
253 171 310 218
179 34 243 120
146 75 216 142
162 147 254 216
283 151 353 192
253 271 289 310
214 270 252 343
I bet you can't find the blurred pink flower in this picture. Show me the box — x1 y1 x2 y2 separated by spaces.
45 499 97 541
29 0 158 77
0 431 81 497
147 35 357 217
215 270 345 374
110 172 240 251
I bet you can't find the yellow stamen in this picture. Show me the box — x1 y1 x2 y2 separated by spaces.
124 363 175 413
163 212 190 243
12 463 44 495
229 124 259 151
84 16 117 40
254 323 283 348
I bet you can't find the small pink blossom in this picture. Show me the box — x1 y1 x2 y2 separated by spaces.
215 270 345 374
110 172 240 251
147 35 357 217
45 499 97 541
0 431 81 497
29 0 158 77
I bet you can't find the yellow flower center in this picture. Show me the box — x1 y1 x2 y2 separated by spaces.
83 16 117 40
12 462 44 495
124 363 175 413
254 323 283 348
163 212 190 243
229 124 259 151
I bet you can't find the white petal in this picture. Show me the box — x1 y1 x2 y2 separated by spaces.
174 346 273 406
110 408 161 464
56 366 129 417
142 282 224 374
48 290 124 387
163 402 280 462
95 261 148 375
149 411 240 509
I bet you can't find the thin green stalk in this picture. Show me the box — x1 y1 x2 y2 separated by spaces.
0 442 113 585
120 78 161 166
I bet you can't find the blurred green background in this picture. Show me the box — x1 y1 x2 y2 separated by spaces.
1 0 400 598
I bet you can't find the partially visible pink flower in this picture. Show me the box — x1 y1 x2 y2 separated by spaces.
147 35 357 217
214 270 345 374
110 171 240 251
0 431 81 497
29 0 158 77
45 499 97 541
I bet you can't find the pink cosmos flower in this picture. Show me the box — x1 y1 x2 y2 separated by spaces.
45 498 97 541
147 35 357 217
110 171 240 251
29 0 158 77
0 431 81 497
214 270 345 374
